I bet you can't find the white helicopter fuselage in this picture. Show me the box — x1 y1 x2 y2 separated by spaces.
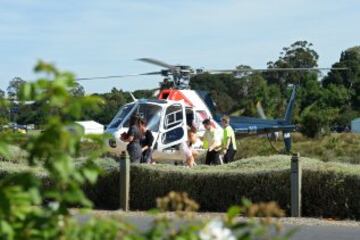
105 89 223 163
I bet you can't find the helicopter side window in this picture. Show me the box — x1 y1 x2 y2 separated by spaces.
161 104 185 145
162 128 184 144
164 104 183 129
107 104 134 129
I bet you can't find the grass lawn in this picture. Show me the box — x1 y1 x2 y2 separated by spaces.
2 132 359 165
236 133 360 164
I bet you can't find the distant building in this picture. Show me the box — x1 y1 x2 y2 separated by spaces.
26 124 35 130
351 118 360 133
76 121 104 135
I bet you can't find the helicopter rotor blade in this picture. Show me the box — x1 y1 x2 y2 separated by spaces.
205 67 348 74
137 58 176 69
205 69 237 74
241 67 349 72
76 71 162 81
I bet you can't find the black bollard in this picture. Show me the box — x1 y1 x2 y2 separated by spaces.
291 152 301 217
119 151 130 211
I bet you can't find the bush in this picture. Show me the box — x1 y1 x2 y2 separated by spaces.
87 155 360 220
3 154 360 220
0 159 294 239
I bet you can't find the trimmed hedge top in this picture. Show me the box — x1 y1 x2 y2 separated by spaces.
0 161 45 176
3 154 360 177
133 155 360 175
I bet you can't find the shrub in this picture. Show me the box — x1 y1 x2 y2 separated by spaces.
2 154 360 219
87 155 360 220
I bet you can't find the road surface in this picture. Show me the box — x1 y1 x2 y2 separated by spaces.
79 211 360 240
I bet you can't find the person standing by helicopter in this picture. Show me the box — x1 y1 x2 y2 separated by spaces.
221 115 237 163
180 126 198 168
121 115 142 163
202 119 222 165
139 118 154 164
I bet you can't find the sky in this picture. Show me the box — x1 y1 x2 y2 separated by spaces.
0 0 359 94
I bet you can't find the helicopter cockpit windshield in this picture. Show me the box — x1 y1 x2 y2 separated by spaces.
124 104 162 132
108 102 162 132
107 103 134 129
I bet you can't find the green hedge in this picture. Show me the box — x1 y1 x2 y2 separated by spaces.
87 155 360 220
2 155 360 219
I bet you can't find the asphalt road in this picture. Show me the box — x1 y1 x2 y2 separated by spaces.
79 211 360 240
289 224 360 240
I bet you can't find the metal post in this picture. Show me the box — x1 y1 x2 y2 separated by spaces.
291 153 301 217
119 151 130 211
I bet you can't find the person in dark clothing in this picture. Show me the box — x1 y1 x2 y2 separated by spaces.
139 119 154 164
121 115 142 163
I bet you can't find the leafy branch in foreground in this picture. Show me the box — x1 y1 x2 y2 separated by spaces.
134 192 293 240
0 61 118 239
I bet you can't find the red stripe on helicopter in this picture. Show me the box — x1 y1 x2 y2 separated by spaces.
158 89 194 107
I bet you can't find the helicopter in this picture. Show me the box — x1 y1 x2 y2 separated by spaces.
78 58 347 162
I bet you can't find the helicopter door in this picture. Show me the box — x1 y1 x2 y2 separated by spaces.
157 103 187 151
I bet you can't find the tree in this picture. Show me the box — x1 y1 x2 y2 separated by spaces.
7 77 26 100
190 73 236 113
322 46 360 111
265 41 319 94
0 89 5 99
300 103 339 138
69 82 85 97
264 84 284 119
133 89 156 99
0 89 8 125
262 41 346 137
85 88 128 124
230 73 269 116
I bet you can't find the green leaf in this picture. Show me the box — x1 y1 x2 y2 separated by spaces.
0 220 14 239
227 205 241 221
82 168 99 184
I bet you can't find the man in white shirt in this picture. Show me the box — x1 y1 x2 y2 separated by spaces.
202 119 222 165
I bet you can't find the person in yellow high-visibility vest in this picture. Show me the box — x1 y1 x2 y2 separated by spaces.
202 119 222 165
221 115 237 163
